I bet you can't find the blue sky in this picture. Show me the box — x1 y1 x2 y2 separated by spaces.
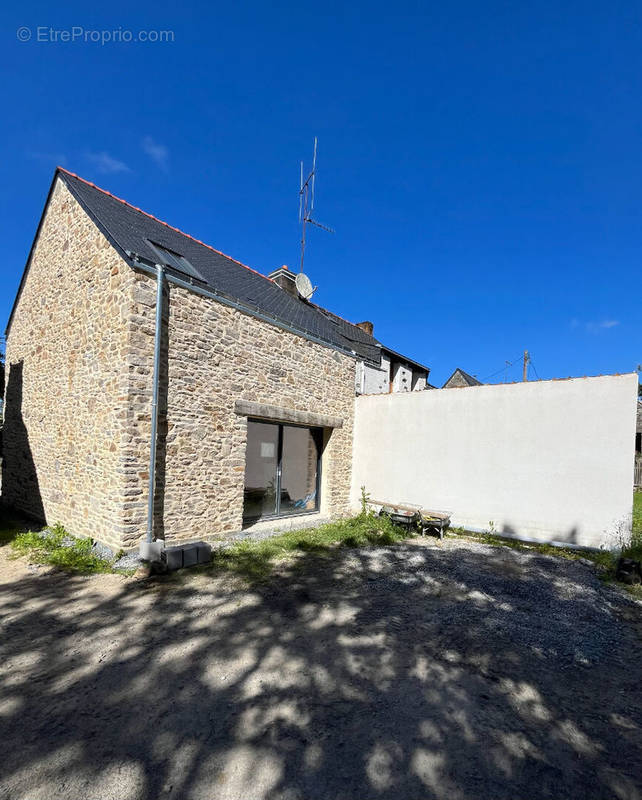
1 0 640 385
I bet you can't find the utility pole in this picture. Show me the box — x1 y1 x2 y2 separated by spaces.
523 350 529 382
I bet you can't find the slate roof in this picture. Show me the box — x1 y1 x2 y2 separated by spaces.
55 169 396 364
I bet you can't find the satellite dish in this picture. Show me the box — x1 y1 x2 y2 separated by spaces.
295 272 315 300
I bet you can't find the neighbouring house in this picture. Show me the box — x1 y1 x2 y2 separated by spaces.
442 367 483 389
265 272 429 396
1 168 429 551
355 342 429 395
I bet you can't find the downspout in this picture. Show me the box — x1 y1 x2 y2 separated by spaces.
146 263 165 542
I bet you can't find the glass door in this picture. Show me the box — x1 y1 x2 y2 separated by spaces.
279 425 320 516
243 420 322 523
243 421 279 520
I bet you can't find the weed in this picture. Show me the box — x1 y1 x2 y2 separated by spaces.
359 485 371 516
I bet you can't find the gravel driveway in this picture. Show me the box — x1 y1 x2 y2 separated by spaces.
0 537 641 800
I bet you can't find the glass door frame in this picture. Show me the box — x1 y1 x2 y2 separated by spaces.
243 418 323 524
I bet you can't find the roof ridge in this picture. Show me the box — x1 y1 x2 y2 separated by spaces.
56 167 273 284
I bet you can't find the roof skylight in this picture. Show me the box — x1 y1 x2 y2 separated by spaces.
150 242 203 282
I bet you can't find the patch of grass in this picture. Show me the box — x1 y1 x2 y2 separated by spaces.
450 527 614 570
209 512 415 581
10 522 113 575
0 505 35 546
617 494 642 596
450 493 642 588
626 491 642 561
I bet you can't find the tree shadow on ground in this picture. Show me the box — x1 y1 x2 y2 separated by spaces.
0 541 641 800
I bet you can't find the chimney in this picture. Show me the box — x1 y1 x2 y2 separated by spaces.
355 321 374 336
268 265 298 297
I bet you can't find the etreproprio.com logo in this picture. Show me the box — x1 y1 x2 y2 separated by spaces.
17 26 175 45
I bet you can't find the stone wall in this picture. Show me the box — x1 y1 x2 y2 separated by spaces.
121 275 356 547
443 371 476 389
2 178 137 549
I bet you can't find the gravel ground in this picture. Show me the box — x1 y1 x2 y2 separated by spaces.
112 551 145 571
0 536 640 800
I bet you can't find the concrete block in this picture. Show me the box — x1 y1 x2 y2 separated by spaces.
197 542 212 564
139 540 164 563
164 546 184 571
182 544 199 567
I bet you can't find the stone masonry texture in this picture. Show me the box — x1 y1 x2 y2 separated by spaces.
443 372 473 389
2 178 138 549
2 178 356 549
124 276 356 548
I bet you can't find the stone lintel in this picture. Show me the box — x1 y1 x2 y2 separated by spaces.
234 399 343 429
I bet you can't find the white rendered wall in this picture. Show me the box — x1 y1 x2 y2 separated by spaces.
392 362 413 392
359 361 389 395
351 374 638 549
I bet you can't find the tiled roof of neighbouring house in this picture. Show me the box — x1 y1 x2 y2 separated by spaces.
55 169 418 366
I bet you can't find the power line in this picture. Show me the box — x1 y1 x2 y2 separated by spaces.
483 352 543 383
482 354 523 382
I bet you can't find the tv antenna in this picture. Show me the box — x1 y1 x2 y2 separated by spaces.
299 137 334 274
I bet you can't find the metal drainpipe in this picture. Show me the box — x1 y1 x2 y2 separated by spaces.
146 263 165 542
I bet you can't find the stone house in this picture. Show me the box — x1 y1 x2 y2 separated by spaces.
442 367 483 389
1 168 429 551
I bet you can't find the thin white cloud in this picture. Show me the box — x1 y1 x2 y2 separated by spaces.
572 319 620 333
85 151 131 174
142 136 169 171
